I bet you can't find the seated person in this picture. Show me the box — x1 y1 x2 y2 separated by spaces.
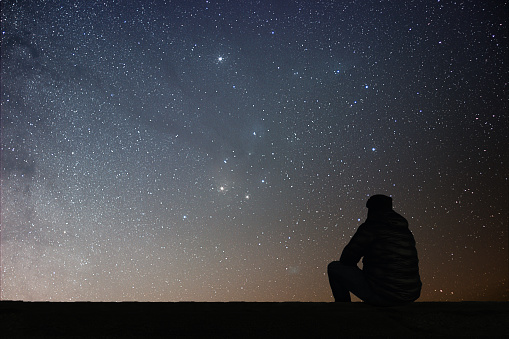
328 195 422 306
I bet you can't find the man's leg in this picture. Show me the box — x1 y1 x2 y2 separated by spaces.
327 261 352 301
327 261 374 303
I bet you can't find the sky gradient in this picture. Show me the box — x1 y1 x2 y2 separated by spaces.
1 0 508 302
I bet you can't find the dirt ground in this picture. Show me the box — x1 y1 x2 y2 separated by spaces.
1 301 508 338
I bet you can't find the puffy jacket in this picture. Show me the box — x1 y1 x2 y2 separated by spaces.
340 209 422 302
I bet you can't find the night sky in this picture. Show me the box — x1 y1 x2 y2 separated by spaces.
1 0 507 302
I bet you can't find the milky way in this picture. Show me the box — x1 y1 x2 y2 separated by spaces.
1 0 507 301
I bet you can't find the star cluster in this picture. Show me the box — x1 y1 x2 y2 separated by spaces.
1 0 507 301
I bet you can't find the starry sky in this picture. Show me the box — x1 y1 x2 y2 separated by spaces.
1 0 507 302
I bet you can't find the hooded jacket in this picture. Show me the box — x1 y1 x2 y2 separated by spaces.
340 209 422 303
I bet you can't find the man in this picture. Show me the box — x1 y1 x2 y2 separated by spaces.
328 195 422 306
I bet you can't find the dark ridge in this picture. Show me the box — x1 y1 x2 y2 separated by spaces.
1 301 508 338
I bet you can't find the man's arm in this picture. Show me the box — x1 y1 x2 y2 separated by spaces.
339 223 375 266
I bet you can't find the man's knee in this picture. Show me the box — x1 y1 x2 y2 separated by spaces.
328 261 343 274
328 261 363 280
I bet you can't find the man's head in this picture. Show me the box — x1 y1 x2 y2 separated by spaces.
366 194 393 211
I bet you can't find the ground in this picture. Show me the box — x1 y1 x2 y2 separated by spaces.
1 301 508 338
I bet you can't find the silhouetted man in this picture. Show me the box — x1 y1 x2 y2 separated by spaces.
328 195 421 306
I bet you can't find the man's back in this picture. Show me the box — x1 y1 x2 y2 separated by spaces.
340 209 422 303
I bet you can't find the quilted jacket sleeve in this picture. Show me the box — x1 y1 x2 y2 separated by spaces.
339 223 375 266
